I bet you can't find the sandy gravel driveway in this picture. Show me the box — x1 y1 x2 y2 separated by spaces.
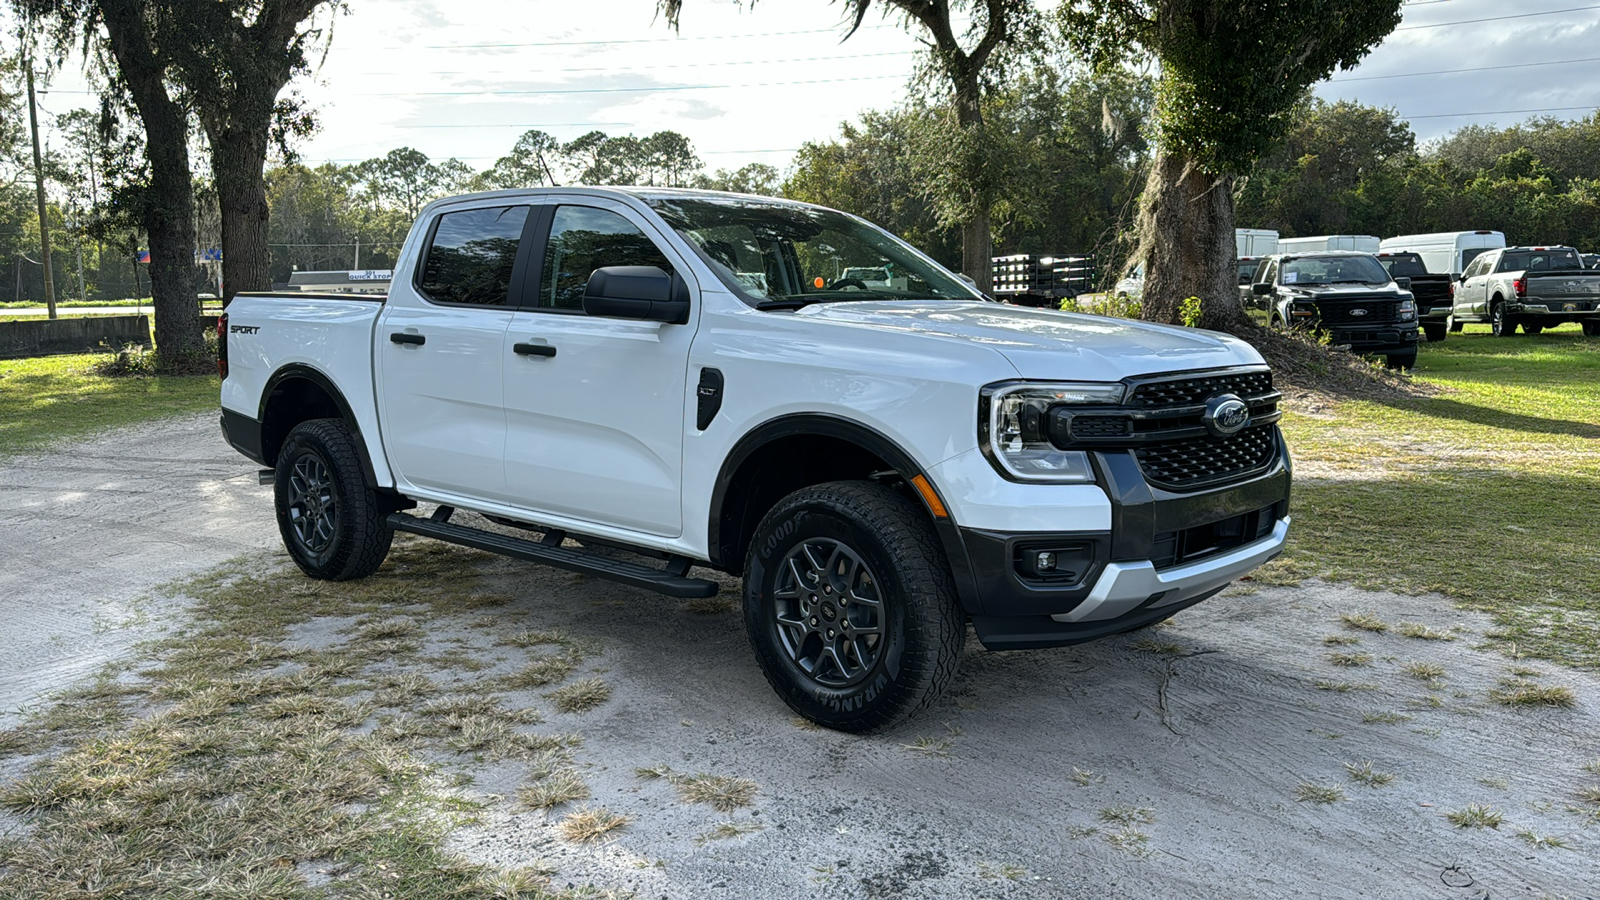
2 415 1596 899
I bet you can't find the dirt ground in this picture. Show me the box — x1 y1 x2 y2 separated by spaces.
3 415 1597 899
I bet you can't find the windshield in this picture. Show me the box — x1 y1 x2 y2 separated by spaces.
1378 254 1430 277
645 197 983 307
1280 255 1391 286
1237 259 1261 284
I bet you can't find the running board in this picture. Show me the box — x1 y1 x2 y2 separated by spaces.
386 512 719 599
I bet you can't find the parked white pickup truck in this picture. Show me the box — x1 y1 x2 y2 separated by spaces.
219 187 1291 731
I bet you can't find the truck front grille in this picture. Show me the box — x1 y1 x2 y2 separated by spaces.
1132 425 1278 491
1318 300 1402 326
1128 370 1274 407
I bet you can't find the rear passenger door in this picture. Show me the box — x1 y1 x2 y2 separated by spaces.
499 199 697 537
377 203 535 502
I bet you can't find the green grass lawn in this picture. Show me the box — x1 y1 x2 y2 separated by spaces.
1272 322 1600 666
0 354 219 456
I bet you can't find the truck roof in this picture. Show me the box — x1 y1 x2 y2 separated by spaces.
421 185 810 209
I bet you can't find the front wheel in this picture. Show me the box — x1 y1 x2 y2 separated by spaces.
274 418 393 581
1583 320 1600 337
743 481 964 733
1385 349 1418 370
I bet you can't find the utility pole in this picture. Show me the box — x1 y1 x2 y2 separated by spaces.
25 53 57 318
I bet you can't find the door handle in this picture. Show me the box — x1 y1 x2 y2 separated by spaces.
390 332 425 346
513 342 557 358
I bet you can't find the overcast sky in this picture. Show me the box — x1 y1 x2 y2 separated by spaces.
25 0 1600 175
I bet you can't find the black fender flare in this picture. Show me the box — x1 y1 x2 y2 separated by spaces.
707 413 978 609
259 363 380 487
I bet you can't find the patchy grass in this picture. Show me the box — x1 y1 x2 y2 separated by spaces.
1314 680 1377 692
1396 622 1456 642
1515 829 1570 850
1344 760 1396 787
1402 661 1446 683
516 769 591 811
547 678 612 714
902 736 955 758
1296 783 1346 804
1098 805 1156 826
1274 332 1600 667
1339 611 1390 633
1361 710 1414 725
1328 652 1374 668
501 654 579 690
1129 638 1184 655
0 353 219 456
1322 634 1361 646
1489 681 1577 708
1446 804 1503 829
675 773 759 812
559 807 631 843
0 539 619 896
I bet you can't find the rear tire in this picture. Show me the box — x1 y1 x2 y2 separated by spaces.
1490 302 1517 337
1523 323 1544 335
1449 320 1464 333
274 418 393 581
1584 321 1600 337
1385 349 1418 370
743 481 964 733
1422 323 1447 343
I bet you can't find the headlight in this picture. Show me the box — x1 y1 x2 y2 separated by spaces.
980 382 1124 482
1399 299 1416 321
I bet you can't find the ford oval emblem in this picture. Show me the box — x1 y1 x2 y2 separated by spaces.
1350 308 1369 317
1204 394 1251 437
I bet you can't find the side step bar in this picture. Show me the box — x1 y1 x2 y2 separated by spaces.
386 512 719 599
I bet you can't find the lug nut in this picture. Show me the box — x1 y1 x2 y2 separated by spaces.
810 617 818 626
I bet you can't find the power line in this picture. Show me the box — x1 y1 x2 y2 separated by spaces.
340 74 903 98
388 24 897 51
1331 55 1600 81
350 50 918 78
394 121 633 130
1404 104 1598 119
1396 4 1600 30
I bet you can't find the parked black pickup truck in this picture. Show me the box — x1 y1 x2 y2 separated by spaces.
1248 251 1420 368
1377 251 1453 342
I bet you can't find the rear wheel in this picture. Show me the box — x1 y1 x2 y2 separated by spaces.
743 481 964 733
1523 323 1544 335
1449 320 1464 333
1584 320 1600 337
274 418 393 581
1490 302 1517 337
1422 323 1447 343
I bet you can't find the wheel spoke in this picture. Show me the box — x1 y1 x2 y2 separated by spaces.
770 536 887 689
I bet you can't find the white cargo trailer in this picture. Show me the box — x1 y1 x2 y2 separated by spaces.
1377 231 1506 276
1276 235 1381 255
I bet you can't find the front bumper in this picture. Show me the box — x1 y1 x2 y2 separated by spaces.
1328 324 1419 355
937 432 1292 650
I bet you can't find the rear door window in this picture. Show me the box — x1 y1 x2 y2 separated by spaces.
417 206 532 306
539 206 674 311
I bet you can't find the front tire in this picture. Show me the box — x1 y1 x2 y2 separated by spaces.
274 418 393 581
1385 349 1418 370
743 481 964 733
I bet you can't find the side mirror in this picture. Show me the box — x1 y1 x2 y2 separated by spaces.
1252 282 1273 296
583 266 690 324
1394 276 1412 290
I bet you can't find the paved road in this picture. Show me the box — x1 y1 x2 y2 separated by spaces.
0 413 274 719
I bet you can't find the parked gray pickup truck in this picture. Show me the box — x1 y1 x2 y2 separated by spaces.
1453 246 1600 336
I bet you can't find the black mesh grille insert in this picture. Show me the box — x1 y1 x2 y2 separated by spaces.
1128 370 1274 407
1319 300 1402 326
1133 425 1277 489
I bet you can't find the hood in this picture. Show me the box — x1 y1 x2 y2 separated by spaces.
795 301 1265 381
1285 283 1407 301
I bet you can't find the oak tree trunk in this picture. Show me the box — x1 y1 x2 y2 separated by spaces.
211 123 273 299
955 84 994 294
1136 148 1249 332
99 0 204 359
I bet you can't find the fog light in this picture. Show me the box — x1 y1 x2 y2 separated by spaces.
1036 551 1057 573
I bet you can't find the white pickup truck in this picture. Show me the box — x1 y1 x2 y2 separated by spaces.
219 187 1291 731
